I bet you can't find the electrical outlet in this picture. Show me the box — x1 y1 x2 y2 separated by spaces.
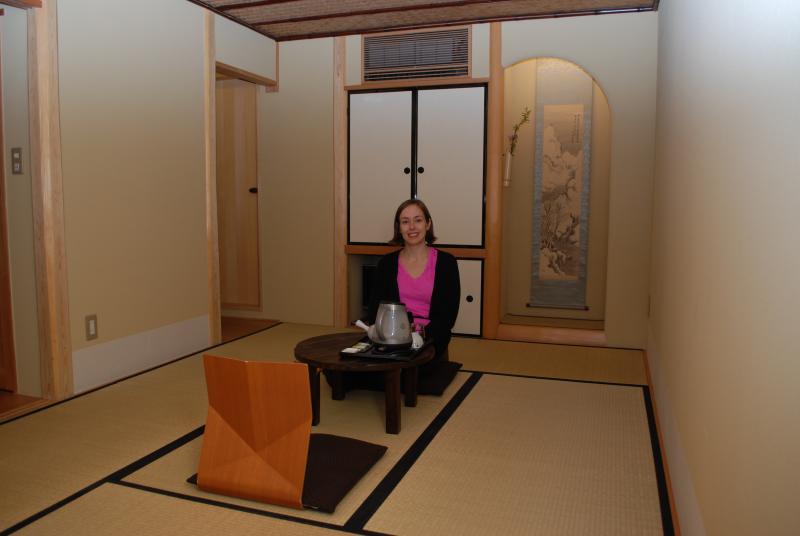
85 314 98 341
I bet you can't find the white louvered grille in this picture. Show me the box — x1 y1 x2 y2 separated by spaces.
363 28 470 82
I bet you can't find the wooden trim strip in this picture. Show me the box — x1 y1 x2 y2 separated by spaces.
251 0 502 27
496 323 608 346
205 12 222 345
28 0 73 399
333 37 348 327
0 43 17 392
345 244 486 259
215 61 277 88
345 76 488 91
218 0 300 11
481 22 501 339
642 350 683 536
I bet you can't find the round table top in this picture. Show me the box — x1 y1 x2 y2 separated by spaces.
294 331 435 372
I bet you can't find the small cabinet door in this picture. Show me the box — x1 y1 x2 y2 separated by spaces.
349 91 412 243
452 259 482 336
417 87 485 246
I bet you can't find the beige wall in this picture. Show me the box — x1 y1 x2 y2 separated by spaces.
215 14 276 81
650 1 800 534
258 38 334 325
501 59 610 322
1 6 41 396
58 0 208 351
502 13 658 348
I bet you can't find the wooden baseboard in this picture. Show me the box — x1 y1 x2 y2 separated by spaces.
496 323 607 347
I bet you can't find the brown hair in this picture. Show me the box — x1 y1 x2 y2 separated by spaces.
389 198 437 246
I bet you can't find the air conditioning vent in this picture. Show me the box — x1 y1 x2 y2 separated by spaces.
363 28 470 82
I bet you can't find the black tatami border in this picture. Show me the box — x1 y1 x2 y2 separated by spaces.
0 322 283 427
461 367 646 388
2 370 673 535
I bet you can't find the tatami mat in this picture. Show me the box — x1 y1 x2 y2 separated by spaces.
1 322 656 534
0 323 345 530
450 336 647 385
123 373 469 525
15 483 345 536
366 374 662 536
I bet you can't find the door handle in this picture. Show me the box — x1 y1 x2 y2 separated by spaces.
248 187 258 194
417 166 425 174
403 167 411 175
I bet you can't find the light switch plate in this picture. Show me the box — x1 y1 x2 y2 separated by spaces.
85 314 98 341
11 148 23 175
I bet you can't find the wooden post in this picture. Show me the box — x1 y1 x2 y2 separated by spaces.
28 0 73 399
482 22 503 339
333 37 348 327
204 12 221 345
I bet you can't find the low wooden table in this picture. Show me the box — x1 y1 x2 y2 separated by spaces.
294 332 436 434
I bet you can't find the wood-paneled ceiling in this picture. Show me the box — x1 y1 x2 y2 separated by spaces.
189 0 659 41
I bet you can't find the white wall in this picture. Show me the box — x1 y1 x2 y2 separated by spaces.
503 13 658 348
650 1 800 534
1 6 41 396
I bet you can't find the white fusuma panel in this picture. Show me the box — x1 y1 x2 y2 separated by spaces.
452 259 482 336
416 87 485 246
349 91 412 243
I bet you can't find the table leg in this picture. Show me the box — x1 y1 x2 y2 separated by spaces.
384 369 401 434
307 365 320 426
402 366 418 407
330 371 345 400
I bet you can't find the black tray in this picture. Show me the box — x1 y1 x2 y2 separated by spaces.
340 337 433 362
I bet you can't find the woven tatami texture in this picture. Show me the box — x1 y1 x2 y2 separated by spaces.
450 336 647 385
366 374 662 535
15 484 343 536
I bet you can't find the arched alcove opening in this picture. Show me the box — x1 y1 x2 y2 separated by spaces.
501 57 611 329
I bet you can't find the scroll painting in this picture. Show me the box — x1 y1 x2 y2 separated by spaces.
530 60 592 309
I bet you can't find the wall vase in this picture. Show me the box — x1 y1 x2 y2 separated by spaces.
503 152 513 187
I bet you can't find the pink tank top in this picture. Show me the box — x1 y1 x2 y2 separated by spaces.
397 248 437 328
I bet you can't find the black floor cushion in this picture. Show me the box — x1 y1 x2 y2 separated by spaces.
302 433 387 512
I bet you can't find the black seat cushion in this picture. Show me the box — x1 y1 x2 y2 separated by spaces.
416 360 462 396
302 433 386 513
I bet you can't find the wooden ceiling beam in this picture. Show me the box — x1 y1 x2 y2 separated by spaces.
0 0 42 8
219 0 302 11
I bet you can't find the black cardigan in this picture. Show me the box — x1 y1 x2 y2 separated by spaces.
365 249 460 356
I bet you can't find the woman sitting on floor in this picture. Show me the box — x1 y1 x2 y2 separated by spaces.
340 198 462 395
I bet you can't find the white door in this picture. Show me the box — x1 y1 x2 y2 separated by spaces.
349 91 412 243
416 87 485 246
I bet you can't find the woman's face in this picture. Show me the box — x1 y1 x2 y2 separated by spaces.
398 204 430 247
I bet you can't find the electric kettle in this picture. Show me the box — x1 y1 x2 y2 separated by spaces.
373 301 413 346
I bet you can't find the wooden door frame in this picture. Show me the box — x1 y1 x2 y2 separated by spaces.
0 35 19 392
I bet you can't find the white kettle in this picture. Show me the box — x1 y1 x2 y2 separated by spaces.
373 301 412 346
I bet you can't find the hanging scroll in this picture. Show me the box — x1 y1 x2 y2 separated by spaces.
529 60 592 309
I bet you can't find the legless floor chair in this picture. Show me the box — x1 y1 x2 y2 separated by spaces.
193 355 387 513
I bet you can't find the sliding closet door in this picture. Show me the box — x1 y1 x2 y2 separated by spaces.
349 91 412 243
416 87 485 246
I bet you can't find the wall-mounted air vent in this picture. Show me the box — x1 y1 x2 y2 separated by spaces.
363 27 470 82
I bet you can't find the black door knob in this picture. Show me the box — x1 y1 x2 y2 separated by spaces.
248 187 258 194
417 166 425 174
466 295 474 303
403 167 411 174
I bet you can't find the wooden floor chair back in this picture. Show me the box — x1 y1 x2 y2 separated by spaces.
198 355 310 509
